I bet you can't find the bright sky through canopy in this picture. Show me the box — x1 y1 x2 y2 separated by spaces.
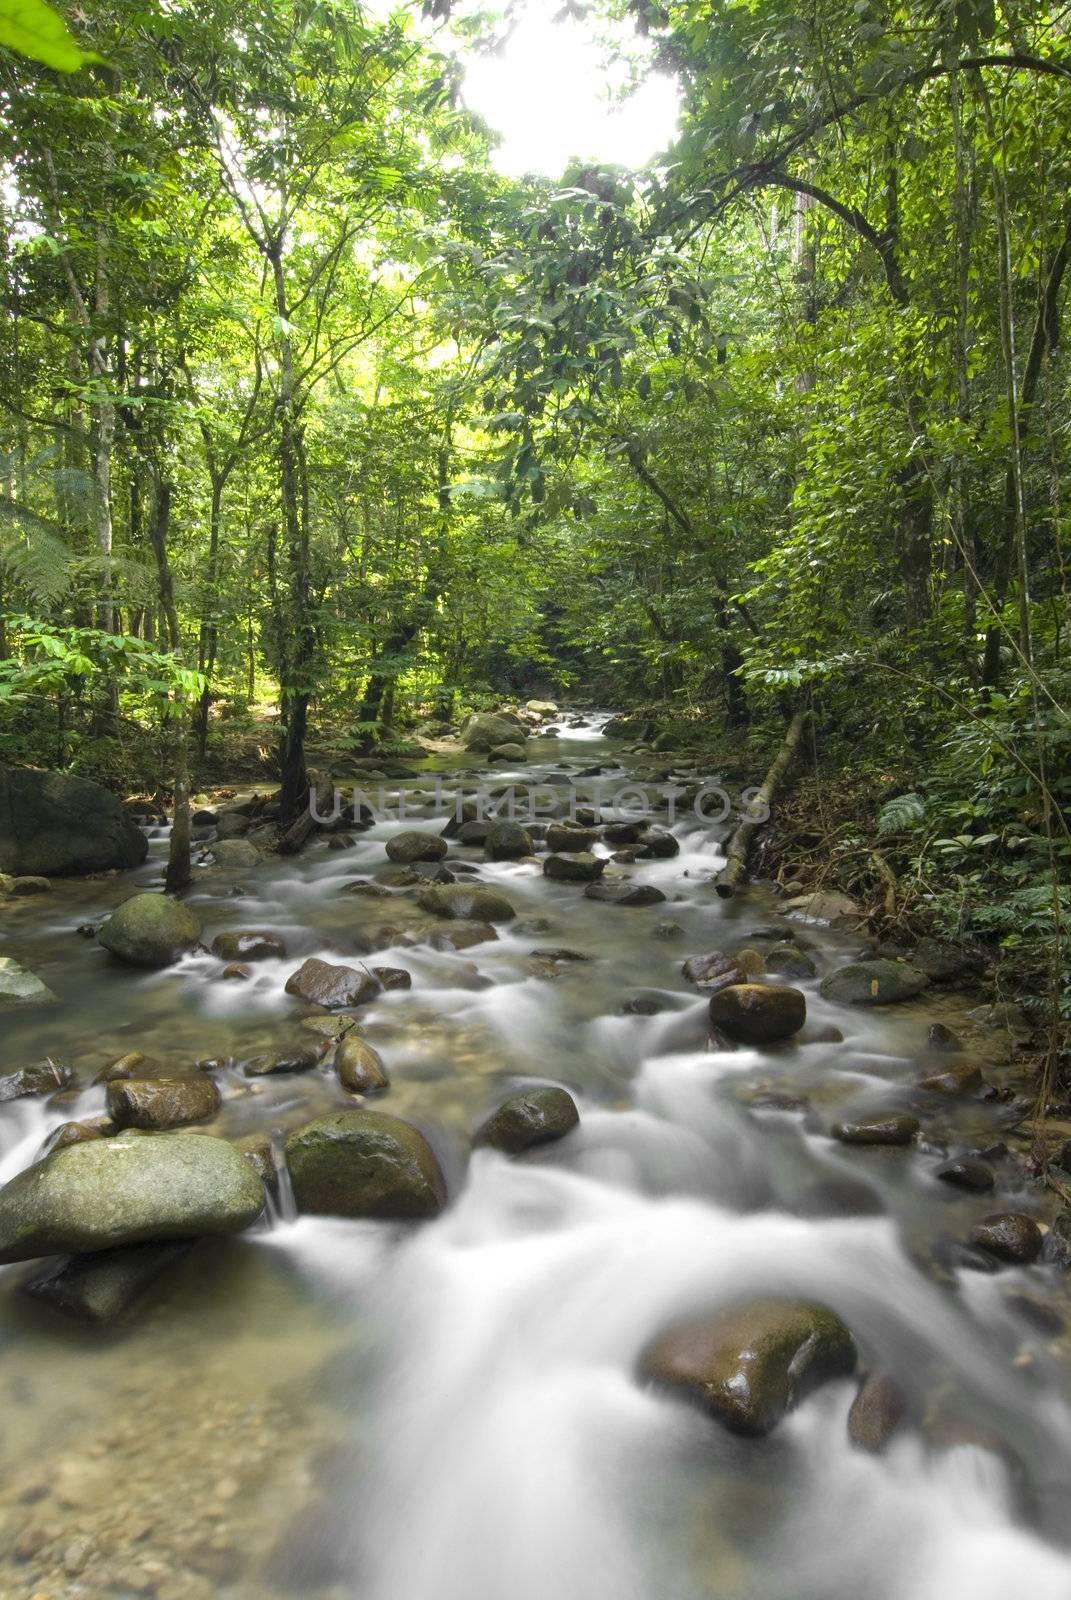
462 9 679 177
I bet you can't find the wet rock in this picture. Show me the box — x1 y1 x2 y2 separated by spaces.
386 861 456 886
530 947 591 963
912 937 982 982
545 822 598 852
764 942 818 979
652 921 686 939
927 1022 964 1052
233 1132 275 1186
707 983 806 1044
410 919 499 951
489 741 528 762
0 1134 265 1262
622 996 665 1015
485 819 533 859
917 1061 983 1095
819 959 929 1006
848 1372 906 1453
474 1086 579 1153
385 830 448 864
831 1112 919 1146
106 1075 222 1130
642 1298 856 1437
584 881 666 907
1042 1208 1071 1268
455 819 491 846
681 951 749 993
462 713 524 752
7 874 52 895
22 1241 192 1323
221 961 251 980
965 1001 1030 1032
206 838 262 869
799 1022 844 1044
285 956 380 1009
0 1057 74 1102
93 1049 148 1084
937 1159 995 1191
285 1110 446 1219
417 884 516 923
244 1044 327 1077
783 890 861 923
373 965 412 990
603 820 644 845
0 763 148 876
99 893 203 969
42 1119 106 1154
335 1036 389 1094
0 956 58 1009
636 828 679 858
543 852 605 883
326 833 356 850
969 1212 1043 1264
210 929 288 962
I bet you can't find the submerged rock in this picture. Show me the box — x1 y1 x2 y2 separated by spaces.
99 893 203 969
417 884 516 923
474 1087 579 1154
0 957 58 1009
0 1134 265 1262
0 764 148 876
819 960 929 1006
335 1036 390 1094
848 1371 906 1453
210 929 288 962
917 1061 983 1096
22 1240 193 1323
410 919 499 951
284 957 380 1009
106 1075 222 1130
285 1110 445 1219
385 830 448 864
764 942 818 979
831 1112 918 1146
707 983 806 1044
642 1298 856 1437
584 881 666 907
243 1045 327 1077
969 1212 1043 1264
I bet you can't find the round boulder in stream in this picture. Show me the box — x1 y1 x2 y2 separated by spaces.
417 884 516 923
585 881 667 907
544 852 605 883
285 1110 446 1219
969 1212 1043 1264
335 1036 390 1094
285 957 381 1009
484 819 533 860
707 983 806 1044
98 893 202 968
831 1112 919 1147
474 1086 580 1154
385 830 448 865
819 959 929 1006
0 1134 265 1263
642 1298 856 1437
210 929 288 962
106 1075 221 1130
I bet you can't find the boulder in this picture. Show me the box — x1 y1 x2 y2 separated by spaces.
284 957 380 1009
917 1061 983 1096
0 1134 265 1263
1042 1209 1071 1269
831 1112 918 1146
0 957 57 1009
210 929 287 962
969 1213 1043 1264
474 1087 579 1154
243 1045 326 1077
7 875 51 895
22 1241 192 1323
937 1159 995 1192
335 1036 389 1094
285 1110 445 1219
372 966 412 991
484 820 533 860
764 942 818 979
819 960 929 1006
99 893 202 969
385 830 449 865
682 951 747 990
0 1057 73 1102
417 884 516 923
0 764 148 877
463 713 525 752
584 882 666 907
206 839 262 869
708 983 806 1043
783 890 861 923
642 1298 856 1437
543 852 605 883
106 1075 222 1130
489 742 528 763
545 823 598 853
636 829 679 859
526 700 558 715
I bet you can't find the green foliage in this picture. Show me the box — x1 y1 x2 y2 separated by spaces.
0 0 98 70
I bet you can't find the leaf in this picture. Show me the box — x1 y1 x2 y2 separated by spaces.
0 0 100 70
876 793 925 834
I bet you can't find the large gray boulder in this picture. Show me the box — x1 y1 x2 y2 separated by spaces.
0 957 58 1010
99 893 203 968
417 884 516 923
0 1134 265 1263
285 1110 446 1219
819 960 929 1006
0 764 147 877
463 713 526 753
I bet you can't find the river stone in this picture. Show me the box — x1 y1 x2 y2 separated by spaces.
285 1110 446 1219
927 1022 964 1052
93 1050 149 1084
106 1075 222 1130
0 1058 74 1102
819 960 929 1006
455 820 490 846
1042 1209 1071 1268
233 1133 276 1187
848 1372 906 1453
544 852 605 883
783 890 861 923
373 966 412 991
243 1044 327 1077
708 983 806 1044
545 823 598 853
0 957 58 1009
206 839 261 869
335 1036 389 1094
969 1212 1043 1264
417 884 516 923
43 1120 106 1154
7 875 51 895
911 937 981 982
937 1159 995 1192
485 819 533 860
99 893 203 969
285 957 380 1009
474 1087 579 1154
412 919 499 951
831 1112 919 1146
0 1134 265 1262
463 713 524 752
22 1240 193 1323
682 951 748 992
917 1061 983 1096
489 742 528 762
642 1298 856 1437
585 881 667 907
0 764 148 876
764 942 818 979
385 830 448 864
636 829 679 858
210 929 288 962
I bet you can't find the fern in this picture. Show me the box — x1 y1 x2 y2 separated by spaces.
876 792 925 834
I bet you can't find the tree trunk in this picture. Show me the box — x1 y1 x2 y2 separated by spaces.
714 708 810 898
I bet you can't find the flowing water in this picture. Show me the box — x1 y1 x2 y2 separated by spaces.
1 716 1070 1600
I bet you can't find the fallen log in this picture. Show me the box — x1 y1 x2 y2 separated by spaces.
714 707 810 899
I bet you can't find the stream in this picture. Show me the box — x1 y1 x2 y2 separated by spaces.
1 714 1070 1600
